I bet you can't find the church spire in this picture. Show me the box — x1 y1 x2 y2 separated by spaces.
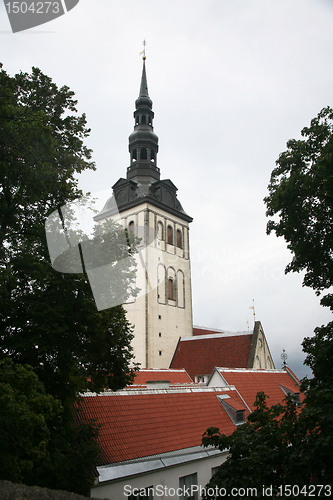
139 57 149 98
127 56 160 182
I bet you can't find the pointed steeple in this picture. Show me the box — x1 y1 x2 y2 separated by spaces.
127 57 159 182
139 58 149 98
94 55 192 224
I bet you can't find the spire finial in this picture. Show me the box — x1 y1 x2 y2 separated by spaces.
140 39 147 60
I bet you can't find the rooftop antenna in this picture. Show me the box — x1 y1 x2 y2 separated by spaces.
281 348 288 368
140 39 147 60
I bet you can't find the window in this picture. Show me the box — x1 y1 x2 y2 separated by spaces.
168 278 175 300
159 351 162 356
157 221 163 240
128 221 135 232
167 225 173 245
179 473 198 500
176 229 182 248
140 147 148 160
280 385 301 404
217 396 246 425
141 115 146 123
131 149 137 162
159 332 161 337
211 466 220 477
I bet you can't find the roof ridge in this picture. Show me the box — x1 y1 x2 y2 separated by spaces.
181 331 252 341
81 386 237 397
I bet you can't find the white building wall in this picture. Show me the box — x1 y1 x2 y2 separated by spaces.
91 451 227 500
252 323 274 370
107 202 193 369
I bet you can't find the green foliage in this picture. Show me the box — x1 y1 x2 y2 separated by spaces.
202 393 309 499
0 64 138 494
264 106 333 301
202 107 333 497
0 359 62 484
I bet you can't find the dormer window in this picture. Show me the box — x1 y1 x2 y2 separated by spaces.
280 385 301 404
217 395 246 425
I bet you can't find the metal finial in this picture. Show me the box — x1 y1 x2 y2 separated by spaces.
140 39 147 60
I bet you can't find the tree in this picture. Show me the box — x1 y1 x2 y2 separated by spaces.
202 393 309 499
0 64 138 494
202 107 333 495
264 104 333 483
264 106 333 303
0 359 62 484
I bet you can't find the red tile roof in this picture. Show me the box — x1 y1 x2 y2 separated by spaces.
79 368 304 468
213 368 303 410
128 368 193 387
170 333 253 380
193 326 230 336
79 388 241 465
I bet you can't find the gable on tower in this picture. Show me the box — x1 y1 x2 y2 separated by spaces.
170 321 275 382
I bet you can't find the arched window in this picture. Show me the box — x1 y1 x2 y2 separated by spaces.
168 278 175 300
128 221 135 232
140 148 148 160
151 150 155 163
135 116 139 125
148 116 152 125
157 221 163 240
176 229 182 249
131 149 137 162
141 115 146 123
167 225 173 245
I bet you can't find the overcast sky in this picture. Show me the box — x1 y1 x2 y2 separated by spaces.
2 0 333 379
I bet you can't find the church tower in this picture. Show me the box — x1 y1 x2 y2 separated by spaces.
95 57 193 368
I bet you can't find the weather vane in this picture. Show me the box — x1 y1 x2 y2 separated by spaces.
281 348 288 368
140 39 147 60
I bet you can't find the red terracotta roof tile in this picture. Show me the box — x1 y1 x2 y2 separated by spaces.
214 368 303 410
128 368 193 386
79 388 241 465
170 334 252 380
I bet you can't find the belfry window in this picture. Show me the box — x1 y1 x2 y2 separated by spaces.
141 115 146 124
167 225 173 245
140 148 148 160
176 229 182 249
148 116 152 125
131 150 137 162
151 150 155 163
